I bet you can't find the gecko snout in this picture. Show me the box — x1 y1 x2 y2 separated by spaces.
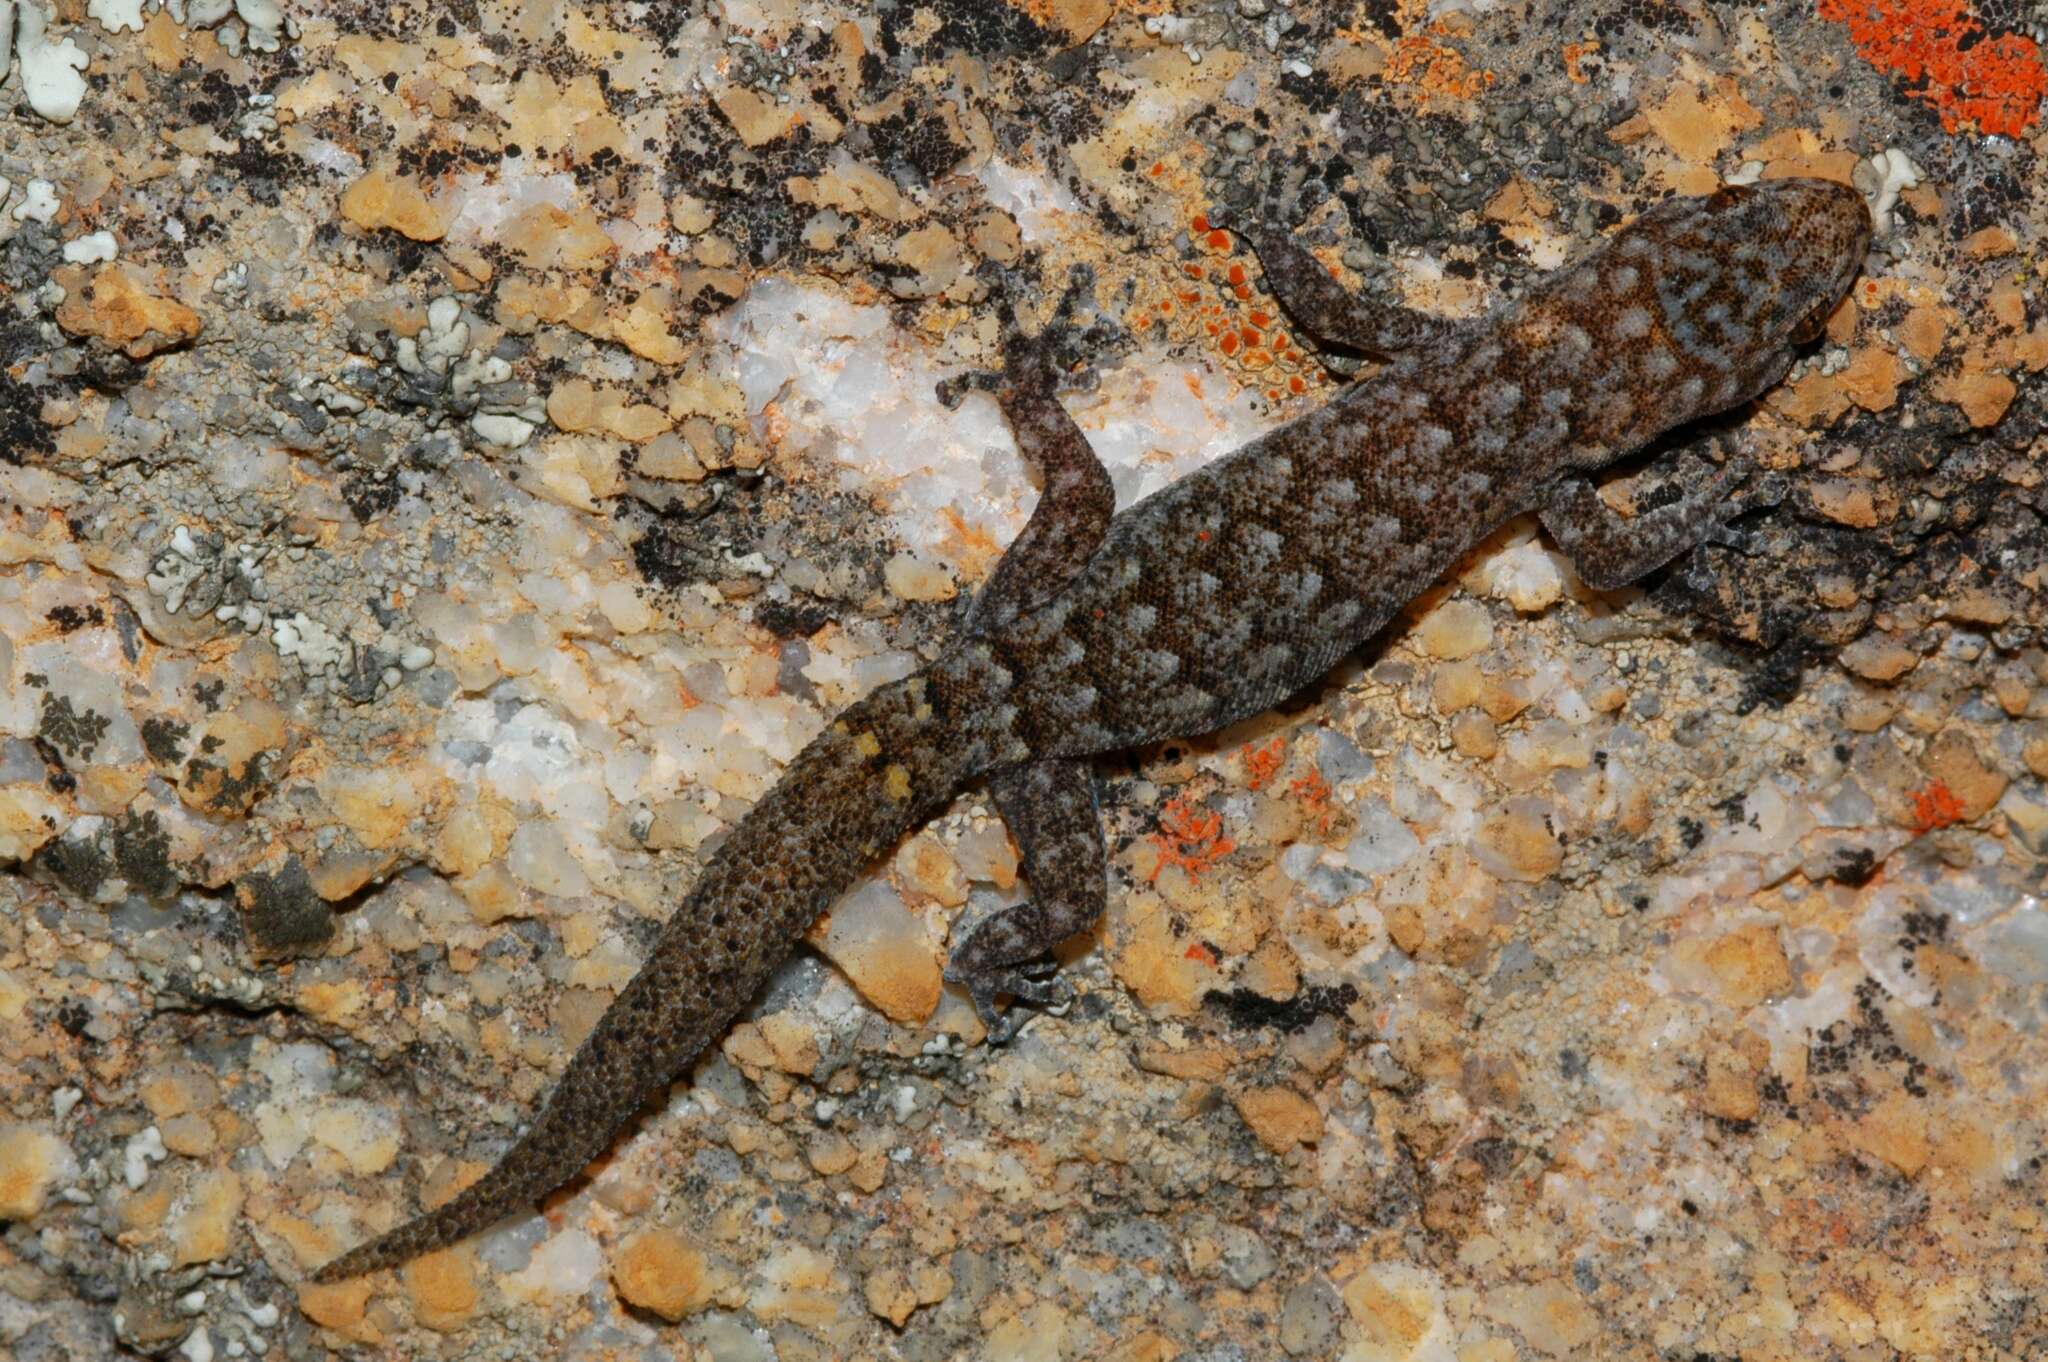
1759 177 1873 343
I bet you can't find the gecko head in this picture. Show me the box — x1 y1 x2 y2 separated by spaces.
1733 178 1873 344
1631 178 1872 362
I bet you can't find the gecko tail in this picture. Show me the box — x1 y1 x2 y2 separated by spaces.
307 970 667 1278
309 1155 536 1283
311 671 997 1281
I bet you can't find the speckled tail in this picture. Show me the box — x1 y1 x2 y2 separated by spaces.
311 671 990 1281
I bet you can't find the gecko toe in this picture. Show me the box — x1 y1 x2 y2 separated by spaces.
967 963 1076 1045
1704 523 1755 553
1736 470 1790 512
936 369 1007 410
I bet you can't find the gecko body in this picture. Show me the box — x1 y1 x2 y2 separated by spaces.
315 179 1871 1281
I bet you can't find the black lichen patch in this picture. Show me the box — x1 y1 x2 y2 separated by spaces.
178 68 245 128
1204 983 1359 1034
38 693 112 762
113 810 179 898
625 476 896 621
0 316 59 466
863 106 969 184
46 603 106 633
628 483 770 593
39 829 110 899
210 138 307 209
874 0 1059 65
1830 847 1879 887
1899 910 1950 946
183 747 273 814
1807 977 1935 1104
753 599 837 639
664 104 830 273
342 469 401 522
56 999 92 1040
238 858 335 959
141 716 191 766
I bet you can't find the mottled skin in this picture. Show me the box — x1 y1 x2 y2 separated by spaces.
314 179 1871 1281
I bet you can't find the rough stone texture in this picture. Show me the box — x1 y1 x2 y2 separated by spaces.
0 0 2044 1358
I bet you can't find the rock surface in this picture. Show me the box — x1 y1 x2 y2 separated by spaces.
1 1 2045 1358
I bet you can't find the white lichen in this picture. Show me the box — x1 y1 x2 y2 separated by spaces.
122 1125 167 1189
235 0 284 51
11 177 58 224
1854 147 1924 235
86 0 143 33
237 91 277 140
61 230 117 264
14 2 91 125
370 294 542 446
270 611 353 675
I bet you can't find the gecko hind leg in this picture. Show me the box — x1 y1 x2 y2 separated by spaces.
939 265 1117 632
946 758 1106 1044
1542 452 1786 591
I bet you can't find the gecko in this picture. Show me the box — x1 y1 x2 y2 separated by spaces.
314 178 1872 1281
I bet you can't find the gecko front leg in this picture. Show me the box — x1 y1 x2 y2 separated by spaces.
1541 452 1787 591
946 759 1104 1043
1215 208 1463 358
940 267 1117 633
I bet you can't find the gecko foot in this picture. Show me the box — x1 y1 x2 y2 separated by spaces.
1701 465 1788 554
965 959 1075 1045
937 264 1094 410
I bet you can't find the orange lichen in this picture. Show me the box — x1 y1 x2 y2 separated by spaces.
1818 0 2045 138
1241 736 1286 791
1563 39 1600 84
1133 213 1325 399
1148 794 1237 882
1289 767 1337 834
1183 941 1219 967
1382 24 1497 101
1908 780 1968 833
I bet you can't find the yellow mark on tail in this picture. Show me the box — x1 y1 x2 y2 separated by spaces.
853 731 882 758
883 764 913 800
